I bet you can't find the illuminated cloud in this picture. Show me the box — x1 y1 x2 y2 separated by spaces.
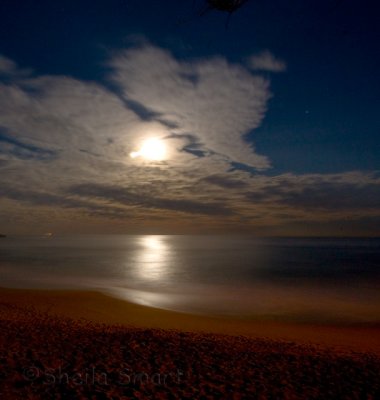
0 46 379 235
0 44 272 172
109 44 271 168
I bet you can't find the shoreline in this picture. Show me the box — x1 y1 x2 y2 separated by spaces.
1 286 379 398
1 287 380 354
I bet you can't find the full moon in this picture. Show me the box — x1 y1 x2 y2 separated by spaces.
130 138 167 161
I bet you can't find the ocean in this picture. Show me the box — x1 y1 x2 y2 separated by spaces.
1 235 379 324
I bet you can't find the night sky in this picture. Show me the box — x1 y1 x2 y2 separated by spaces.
0 0 379 235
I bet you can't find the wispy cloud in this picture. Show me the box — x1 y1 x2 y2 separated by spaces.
0 128 57 161
246 176 380 211
202 174 248 189
247 51 287 73
0 45 379 234
0 55 32 78
68 183 234 216
109 44 271 168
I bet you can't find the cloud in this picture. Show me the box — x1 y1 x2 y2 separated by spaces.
109 44 271 168
0 45 274 230
247 51 287 73
202 174 248 189
0 55 32 78
245 172 380 211
0 46 379 235
0 75 143 178
0 128 57 161
0 183 134 220
271 182 380 211
68 183 234 216
0 45 272 173
0 55 16 74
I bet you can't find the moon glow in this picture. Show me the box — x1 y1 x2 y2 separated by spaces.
130 138 167 161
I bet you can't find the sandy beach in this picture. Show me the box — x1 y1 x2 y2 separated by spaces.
1 287 380 353
0 287 379 399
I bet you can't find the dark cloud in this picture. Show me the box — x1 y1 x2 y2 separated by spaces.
79 149 101 157
247 181 380 211
281 183 380 210
182 146 207 158
68 183 234 216
229 161 257 174
0 186 79 208
119 98 160 122
167 132 208 158
0 185 128 219
0 128 57 161
203 174 248 189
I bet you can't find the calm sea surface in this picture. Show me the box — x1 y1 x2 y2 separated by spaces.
1 235 379 323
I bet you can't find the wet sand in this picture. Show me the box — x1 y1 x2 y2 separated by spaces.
0 287 379 399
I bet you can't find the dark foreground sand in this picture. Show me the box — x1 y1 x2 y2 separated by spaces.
0 288 379 399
